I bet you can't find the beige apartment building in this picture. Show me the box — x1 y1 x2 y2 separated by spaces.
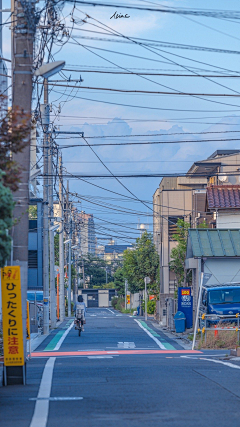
153 149 240 321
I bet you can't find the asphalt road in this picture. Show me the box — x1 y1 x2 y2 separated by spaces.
1 308 240 427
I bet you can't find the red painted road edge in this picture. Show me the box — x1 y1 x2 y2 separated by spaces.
32 349 202 357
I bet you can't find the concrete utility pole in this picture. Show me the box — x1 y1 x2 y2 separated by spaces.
41 79 50 335
11 0 35 379
68 214 72 317
35 62 65 333
59 154 65 321
82 258 85 289
49 134 56 328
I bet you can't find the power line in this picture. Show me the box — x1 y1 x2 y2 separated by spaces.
65 2 240 20
48 82 240 96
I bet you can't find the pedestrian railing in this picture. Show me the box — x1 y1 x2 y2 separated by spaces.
198 313 240 344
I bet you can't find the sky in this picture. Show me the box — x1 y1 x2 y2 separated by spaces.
2 0 240 244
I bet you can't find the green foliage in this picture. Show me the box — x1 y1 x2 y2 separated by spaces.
141 299 156 314
115 298 125 311
114 267 125 296
0 172 14 267
79 253 114 288
147 300 156 314
0 95 32 191
111 296 118 309
197 220 209 229
29 205 37 219
169 219 190 286
122 232 159 294
169 218 209 287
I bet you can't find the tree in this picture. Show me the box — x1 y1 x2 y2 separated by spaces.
0 95 31 265
122 232 159 294
114 267 125 296
169 219 190 286
0 95 32 191
79 254 114 288
169 218 209 287
0 172 14 267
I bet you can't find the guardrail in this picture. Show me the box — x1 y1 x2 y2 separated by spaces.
198 313 240 344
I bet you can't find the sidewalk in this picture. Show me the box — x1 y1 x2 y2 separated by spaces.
29 319 64 352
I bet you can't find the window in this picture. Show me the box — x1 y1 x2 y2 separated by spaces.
208 289 240 304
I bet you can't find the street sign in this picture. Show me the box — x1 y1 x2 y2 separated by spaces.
178 287 193 329
127 295 130 304
1 266 24 367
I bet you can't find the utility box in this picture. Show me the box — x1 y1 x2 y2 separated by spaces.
174 311 186 333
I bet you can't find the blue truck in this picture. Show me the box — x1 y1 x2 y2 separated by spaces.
200 283 240 325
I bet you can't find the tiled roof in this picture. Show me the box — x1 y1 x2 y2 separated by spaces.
187 229 240 258
207 185 240 209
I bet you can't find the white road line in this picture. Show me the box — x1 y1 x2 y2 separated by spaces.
53 321 74 351
181 356 240 369
106 308 115 314
29 397 83 401
134 319 166 350
87 356 113 359
29 357 56 427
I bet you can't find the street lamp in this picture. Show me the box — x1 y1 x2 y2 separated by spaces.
35 61 65 334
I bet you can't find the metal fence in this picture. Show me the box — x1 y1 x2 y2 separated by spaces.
198 313 240 343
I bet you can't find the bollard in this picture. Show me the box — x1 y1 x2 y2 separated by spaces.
214 324 218 337
205 316 207 344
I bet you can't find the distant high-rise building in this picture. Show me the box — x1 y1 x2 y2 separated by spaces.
79 212 96 255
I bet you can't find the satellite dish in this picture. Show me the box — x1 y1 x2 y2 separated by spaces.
219 175 228 182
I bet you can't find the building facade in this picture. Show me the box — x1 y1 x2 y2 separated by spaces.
153 149 240 322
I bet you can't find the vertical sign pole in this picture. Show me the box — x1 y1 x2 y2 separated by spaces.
192 272 204 350
145 277 147 322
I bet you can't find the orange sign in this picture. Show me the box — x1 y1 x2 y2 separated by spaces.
127 295 130 304
149 295 155 301
1 266 24 366
181 289 190 296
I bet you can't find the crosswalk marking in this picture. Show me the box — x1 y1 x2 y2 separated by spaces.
117 342 136 349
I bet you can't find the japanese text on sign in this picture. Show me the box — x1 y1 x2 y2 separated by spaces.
1 266 24 366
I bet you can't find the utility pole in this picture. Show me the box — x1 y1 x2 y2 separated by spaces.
68 214 72 317
49 134 56 328
41 79 50 335
35 62 65 332
11 0 35 382
82 258 85 289
59 154 65 321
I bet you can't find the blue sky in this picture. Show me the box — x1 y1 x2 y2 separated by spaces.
3 0 240 243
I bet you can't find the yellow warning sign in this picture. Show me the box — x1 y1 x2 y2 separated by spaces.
1 266 24 366
127 295 130 304
26 300 30 340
